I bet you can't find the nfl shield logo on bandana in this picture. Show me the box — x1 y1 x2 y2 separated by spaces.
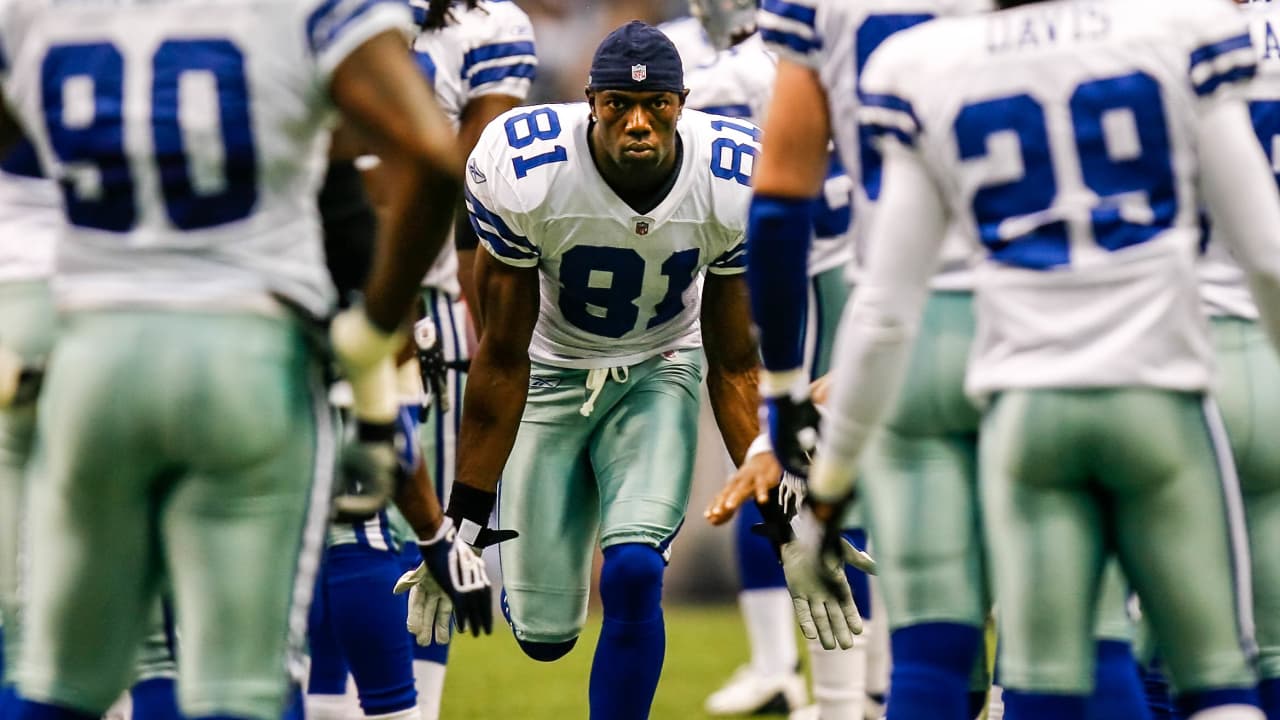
635 220 651 235
632 64 647 82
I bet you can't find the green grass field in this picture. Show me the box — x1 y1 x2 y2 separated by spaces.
438 603 793 720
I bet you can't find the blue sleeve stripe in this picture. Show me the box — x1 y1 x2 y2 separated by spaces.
859 91 918 125
711 242 747 268
462 41 537 75
469 61 537 88
863 123 915 147
761 0 817 28
696 104 753 119
1194 63 1258 97
1189 33 1254 70
409 2 427 27
465 185 537 256
414 50 437 86
760 26 821 55
306 0 395 56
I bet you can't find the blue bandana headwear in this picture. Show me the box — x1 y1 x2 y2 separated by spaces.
587 21 684 94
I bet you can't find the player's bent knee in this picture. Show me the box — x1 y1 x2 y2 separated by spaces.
599 544 665 620
517 637 578 663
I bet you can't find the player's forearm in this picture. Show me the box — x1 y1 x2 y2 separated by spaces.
455 349 529 495
395 459 446 541
707 363 762 467
363 156 461 330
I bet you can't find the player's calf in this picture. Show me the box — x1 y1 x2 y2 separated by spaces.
589 544 666 720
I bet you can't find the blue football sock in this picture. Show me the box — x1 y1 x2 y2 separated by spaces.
1260 678 1280 720
1003 691 1087 720
887 623 982 720
13 701 96 720
969 691 989 719
1177 688 1261 718
130 678 181 720
1140 661 1178 720
280 685 304 720
323 544 417 715
590 544 665 720
736 502 786 590
1088 640 1151 720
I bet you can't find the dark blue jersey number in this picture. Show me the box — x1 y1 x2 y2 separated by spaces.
954 71 1177 270
42 39 258 232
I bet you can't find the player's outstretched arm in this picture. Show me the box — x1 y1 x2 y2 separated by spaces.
702 272 763 467
331 29 464 332
749 60 833 475
445 250 537 540
1198 100 1280 355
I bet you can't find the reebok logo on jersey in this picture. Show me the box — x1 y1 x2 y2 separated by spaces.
529 376 560 389
632 64 647 82
468 159 487 184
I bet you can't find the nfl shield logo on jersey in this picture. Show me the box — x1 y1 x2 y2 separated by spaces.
635 220 651 235
632 64 647 82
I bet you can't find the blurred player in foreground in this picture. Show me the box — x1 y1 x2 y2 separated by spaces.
0 0 467 716
802 0 1280 718
680 2 872 718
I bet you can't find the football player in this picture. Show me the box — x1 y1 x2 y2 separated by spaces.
681 3 873 719
438 21 859 720
0 0 466 717
303 4 538 720
1200 1 1280 716
803 1 1280 719
748 0 1154 717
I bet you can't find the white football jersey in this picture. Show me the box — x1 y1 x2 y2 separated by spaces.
759 0 990 287
659 15 718 71
1200 0 1280 322
0 0 411 316
859 0 1255 396
685 32 852 276
0 141 61 283
465 103 755 368
412 0 536 295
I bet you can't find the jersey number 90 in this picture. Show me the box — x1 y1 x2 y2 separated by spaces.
41 40 258 232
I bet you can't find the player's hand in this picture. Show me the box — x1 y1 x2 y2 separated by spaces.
395 517 495 641
706 451 787 525
781 510 873 650
332 421 399 522
393 561 454 646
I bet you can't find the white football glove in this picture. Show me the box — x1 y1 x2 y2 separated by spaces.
781 510 875 650
393 561 454 646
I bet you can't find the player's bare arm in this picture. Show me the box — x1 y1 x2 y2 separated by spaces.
457 93 525 329
446 251 538 541
331 29 463 331
702 272 763 467
753 60 831 199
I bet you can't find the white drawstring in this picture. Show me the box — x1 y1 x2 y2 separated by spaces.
579 366 630 417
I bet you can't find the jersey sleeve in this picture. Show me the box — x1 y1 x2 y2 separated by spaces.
1182 1 1257 104
465 121 539 268
857 35 922 151
708 236 748 275
303 0 415 85
759 0 823 69
461 2 537 102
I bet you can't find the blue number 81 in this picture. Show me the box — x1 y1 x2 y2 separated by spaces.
709 119 760 187
504 107 568 179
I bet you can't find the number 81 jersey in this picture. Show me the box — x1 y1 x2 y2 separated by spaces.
466 103 756 369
